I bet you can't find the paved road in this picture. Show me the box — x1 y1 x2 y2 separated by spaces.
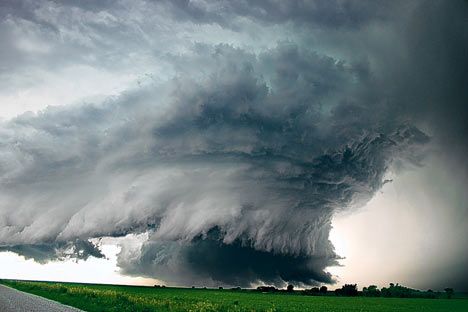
0 284 83 312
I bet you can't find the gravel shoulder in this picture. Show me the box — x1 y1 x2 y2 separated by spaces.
0 284 83 312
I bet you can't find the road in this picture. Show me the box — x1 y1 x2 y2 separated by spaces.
0 284 83 312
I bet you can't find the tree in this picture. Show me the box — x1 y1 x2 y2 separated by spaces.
381 283 424 298
302 287 319 295
335 284 358 296
362 285 380 297
445 288 454 299
319 286 328 293
287 284 294 292
257 286 276 292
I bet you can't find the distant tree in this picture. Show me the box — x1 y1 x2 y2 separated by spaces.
425 289 436 299
445 288 454 299
362 285 380 297
382 283 408 298
257 286 276 293
287 284 294 292
302 287 320 296
380 283 435 298
336 284 358 296
218 286 223 290
319 286 328 293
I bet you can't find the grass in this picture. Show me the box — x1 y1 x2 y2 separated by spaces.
1 280 467 312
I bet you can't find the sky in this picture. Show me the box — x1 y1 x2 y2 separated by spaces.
0 0 467 291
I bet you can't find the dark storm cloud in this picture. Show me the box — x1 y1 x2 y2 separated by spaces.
0 42 429 286
121 228 337 287
387 0 468 154
0 0 466 289
163 0 401 29
0 240 103 263
185 235 334 287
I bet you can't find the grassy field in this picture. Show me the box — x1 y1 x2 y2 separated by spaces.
1 280 467 312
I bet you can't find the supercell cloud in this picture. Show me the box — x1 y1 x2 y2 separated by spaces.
0 0 466 288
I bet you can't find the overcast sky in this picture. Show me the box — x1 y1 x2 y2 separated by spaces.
0 0 467 290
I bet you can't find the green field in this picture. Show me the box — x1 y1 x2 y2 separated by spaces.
1 280 467 312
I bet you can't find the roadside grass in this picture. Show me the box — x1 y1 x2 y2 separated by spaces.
1 280 467 312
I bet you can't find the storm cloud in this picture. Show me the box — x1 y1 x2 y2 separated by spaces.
0 42 429 286
0 0 466 288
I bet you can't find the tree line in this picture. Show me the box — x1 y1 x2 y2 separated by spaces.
157 283 456 299
253 283 456 299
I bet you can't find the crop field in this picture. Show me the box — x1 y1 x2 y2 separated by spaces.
1 280 467 312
